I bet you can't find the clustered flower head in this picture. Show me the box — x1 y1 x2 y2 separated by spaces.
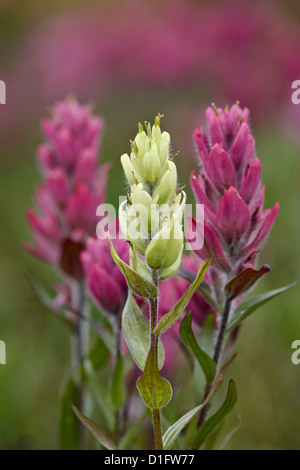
24 98 110 280
187 103 279 288
119 115 185 280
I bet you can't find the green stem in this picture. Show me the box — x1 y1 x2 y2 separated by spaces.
71 280 86 447
114 310 123 441
213 297 232 368
153 409 163 450
196 297 232 430
150 271 163 450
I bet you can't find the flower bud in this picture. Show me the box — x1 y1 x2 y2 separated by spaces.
121 153 142 185
151 122 162 148
131 183 152 207
145 214 183 270
159 131 171 167
129 247 152 282
134 129 148 158
159 252 182 280
119 200 148 255
131 183 158 233
154 161 177 205
143 145 161 185
170 192 186 220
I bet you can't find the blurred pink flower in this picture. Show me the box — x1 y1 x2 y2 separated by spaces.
80 226 129 315
24 99 110 280
6 0 300 138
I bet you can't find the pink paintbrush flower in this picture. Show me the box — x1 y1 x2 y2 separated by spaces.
24 98 110 281
186 103 279 298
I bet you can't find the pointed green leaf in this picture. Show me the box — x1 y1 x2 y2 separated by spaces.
219 419 241 450
162 353 237 450
227 281 298 330
178 267 218 310
193 379 237 448
201 425 222 450
155 258 212 336
72 405 117 450
137 346 172 410
179 311 216 383
192 312 217 403
109 238 158 299
193 360 207 406
84 361 115 431
199 312 216 357
111 353 125 410
59 378 80 450
122 293 164 370
89 337 110 371
119 410 147 450
225 265 270 300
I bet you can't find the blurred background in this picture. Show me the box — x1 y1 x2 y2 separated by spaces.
1 0 300 449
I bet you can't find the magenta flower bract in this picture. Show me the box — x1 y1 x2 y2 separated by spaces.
80 225 129 315
186 103 279 286
24 99 110 280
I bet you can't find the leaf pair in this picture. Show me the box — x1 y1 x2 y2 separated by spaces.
71 352 237 451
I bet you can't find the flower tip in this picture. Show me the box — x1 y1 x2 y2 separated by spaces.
261 264 271 271
193 128 201 139
211 102 219 117
155 113 164 127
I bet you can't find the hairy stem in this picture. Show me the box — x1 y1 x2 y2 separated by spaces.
149 270 163 450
